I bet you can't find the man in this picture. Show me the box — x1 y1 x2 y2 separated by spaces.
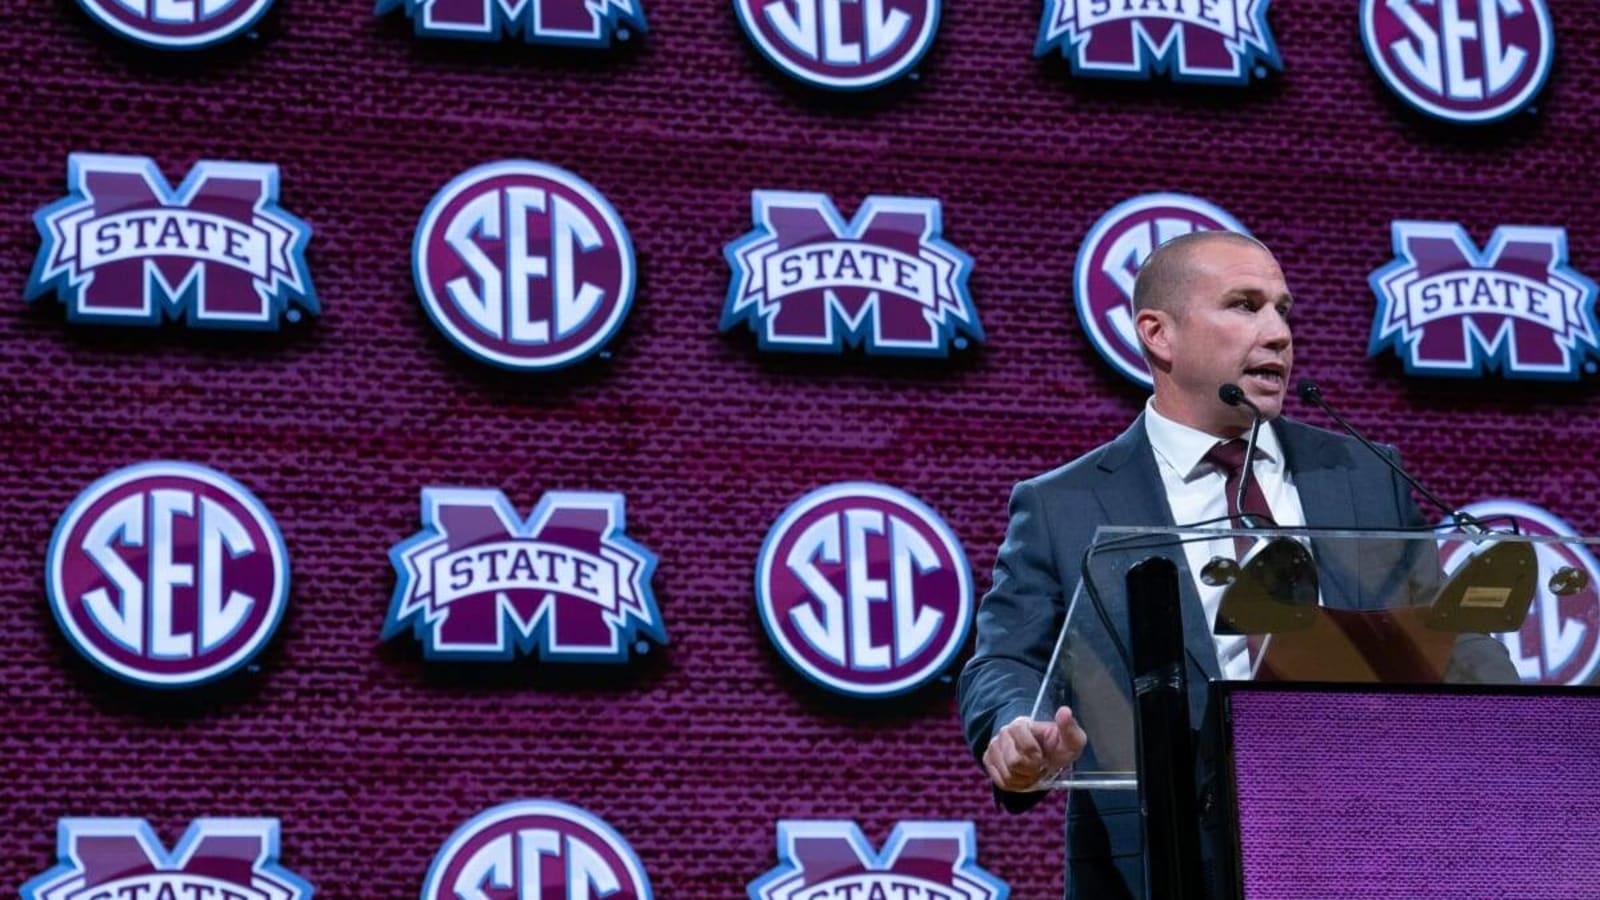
957 231 1514 899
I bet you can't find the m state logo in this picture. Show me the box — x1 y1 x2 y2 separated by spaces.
385 488 663 662
1440 501 1600 686
748 820 1007 900
723 191 981 356
27 154 316 330
1074 193 1250 387
376 0 644 45
1369 222 1599 380
756 483 972 697
421 800 652 900
413 160 636 371
47 462 291 689
73 0 275 49
1361 0 1554 124
1036 0 1279 84
733 0 939 90
22 819 312 900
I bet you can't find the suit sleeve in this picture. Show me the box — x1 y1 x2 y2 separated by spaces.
1382 443 1430 531
1382 442 1439 602
1386 444 1520 684
958 479 1071 809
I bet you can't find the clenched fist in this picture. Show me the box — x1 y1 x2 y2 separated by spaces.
982 707 1088 792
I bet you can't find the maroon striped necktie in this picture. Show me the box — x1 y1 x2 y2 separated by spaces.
1204 438 1278 669
1203 439 1275 559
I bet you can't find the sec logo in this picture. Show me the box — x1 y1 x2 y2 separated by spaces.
733 0 940 90
46 462 290 688
413 160 636 371
1074 193 1251 387
1361 0 1554 124
74 0 275 49
421 800 653 900
756 482 972 698
1440 500 1600 686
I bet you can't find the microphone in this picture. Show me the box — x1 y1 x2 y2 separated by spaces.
1297 379 1554 652
1215 384 1316 651
1218 383 1267 528
1294 379 1485 532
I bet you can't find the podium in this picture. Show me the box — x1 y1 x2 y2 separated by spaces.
1026 525 1600 900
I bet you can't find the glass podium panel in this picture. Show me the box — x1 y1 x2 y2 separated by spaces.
1028 525 1600 791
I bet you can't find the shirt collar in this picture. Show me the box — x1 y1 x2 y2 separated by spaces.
1144 397 1282 482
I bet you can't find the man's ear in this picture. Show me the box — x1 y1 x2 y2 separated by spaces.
1136 307 1174 368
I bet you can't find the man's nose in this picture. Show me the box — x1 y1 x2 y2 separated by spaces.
1261 309 1291 350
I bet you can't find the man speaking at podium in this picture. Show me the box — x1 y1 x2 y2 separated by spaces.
957 231 1515 899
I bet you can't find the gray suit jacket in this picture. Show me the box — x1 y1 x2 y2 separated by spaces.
957 414 1513 899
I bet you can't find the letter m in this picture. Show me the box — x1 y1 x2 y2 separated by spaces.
385 488 664 663
377 0 646 45
26 154 315 330
22 819 311 900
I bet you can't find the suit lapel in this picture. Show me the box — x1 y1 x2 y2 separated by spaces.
1277 418 1357 530
1092 416 1223 682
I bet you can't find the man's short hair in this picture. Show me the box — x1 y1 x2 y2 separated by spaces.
1131 230 1270 317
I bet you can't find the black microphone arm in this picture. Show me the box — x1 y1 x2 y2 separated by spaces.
1295 379 1487 533
1217 383 1267 528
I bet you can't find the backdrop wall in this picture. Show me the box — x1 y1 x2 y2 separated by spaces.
3 0 1598 894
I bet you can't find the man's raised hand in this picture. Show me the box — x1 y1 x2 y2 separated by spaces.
982 707 1088 792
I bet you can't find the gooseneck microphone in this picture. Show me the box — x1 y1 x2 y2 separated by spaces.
1218 383 1267 528
1295 379 1486 532
1297 379 1561 651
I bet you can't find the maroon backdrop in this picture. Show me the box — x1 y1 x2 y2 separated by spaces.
3 0 1599 895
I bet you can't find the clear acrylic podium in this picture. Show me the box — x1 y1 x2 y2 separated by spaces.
1025 525 1599 899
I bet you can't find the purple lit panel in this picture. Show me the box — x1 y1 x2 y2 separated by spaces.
1230 689 1600 899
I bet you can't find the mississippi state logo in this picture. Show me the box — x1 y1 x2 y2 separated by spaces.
27 154 316 330
1075 193 1251 387
1369 222 1599 379
385 488 663 662
421 801 652 900
733 0 939 91
1036 0 1279 84
748 820 1006 900
413 161 636 371
723 191 981 356
1440 501 1600 686
73 0 274 49
755 483 972 697
1361 0 1554 124
376 0 644 45
47 462 291 688
22 819 311 900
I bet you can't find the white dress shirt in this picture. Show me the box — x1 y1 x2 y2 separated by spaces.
1143 399 1308 680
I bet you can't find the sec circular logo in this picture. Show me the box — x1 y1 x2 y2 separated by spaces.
413 160 637 371
733 0 940 91
1073 193 1251 388
420 800 653 900
1361 0 1554 124
756 482 972 697
46 461 290 689
75 0 275 49
1439 500 1600 686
